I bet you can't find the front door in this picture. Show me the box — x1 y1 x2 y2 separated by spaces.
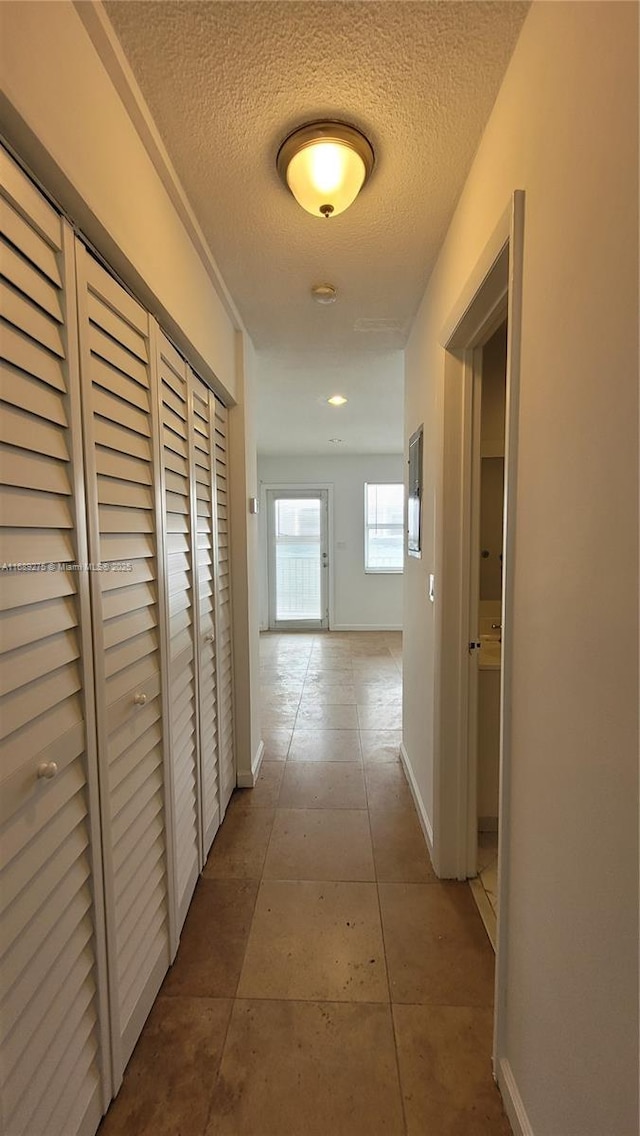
267 490 329 630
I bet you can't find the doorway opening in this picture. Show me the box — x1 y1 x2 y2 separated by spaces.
436 191 524 1080
266 489 329 630
467 321 508 949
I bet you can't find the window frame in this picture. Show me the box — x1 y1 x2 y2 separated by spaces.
363 482 404 575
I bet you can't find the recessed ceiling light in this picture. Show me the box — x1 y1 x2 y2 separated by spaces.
329 438 343 444
327 395 347 406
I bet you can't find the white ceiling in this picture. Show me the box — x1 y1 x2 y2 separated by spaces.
103 0 529 455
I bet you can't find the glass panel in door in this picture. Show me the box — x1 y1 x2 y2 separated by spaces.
268 492 328 629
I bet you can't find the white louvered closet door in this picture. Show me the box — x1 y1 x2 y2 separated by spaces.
213 399 235 815
75 247 173 1087
0 150 110 1136
191 370 221 855
155 333 199 931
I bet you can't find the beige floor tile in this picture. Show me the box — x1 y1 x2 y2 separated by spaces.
310 647 353 662
260 677 305 694
162 879 258 998
98 996 232 1136
260 664 309 682
354 684 403 703
260 707 298 729
260 728 292 760
365 763 414 810
379 882 495 1006
350 646 393 659
353 672 402 686
264 808 375 881
237 880 388 1001
203 807 275 879
358 704 403 731
370 808 436 883
298 686 357 705
304 667 353 684
206 1000 404 1136
279 762 367 809
352 659 399 672
231 762 284 809
288 728 362 763
263 642 312 655
260 693 301 714
393 1004 512 1135
360 729 402 763
296 704 359 729
353 686 402 706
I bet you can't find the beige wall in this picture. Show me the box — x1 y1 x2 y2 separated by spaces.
0 0 237 398
404 3 638 1133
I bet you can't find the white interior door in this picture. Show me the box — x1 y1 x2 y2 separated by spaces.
267 490 329 630
213 400 235 815
466 349 483 878
156 333 201 933
76 246 172 1088
0 150 109 1136
190 369 221 856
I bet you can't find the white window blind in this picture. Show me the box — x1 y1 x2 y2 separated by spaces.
364 483 404 573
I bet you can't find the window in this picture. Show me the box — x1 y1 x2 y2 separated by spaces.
364 483 404 572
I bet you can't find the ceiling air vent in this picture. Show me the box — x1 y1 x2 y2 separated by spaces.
353 318 405 332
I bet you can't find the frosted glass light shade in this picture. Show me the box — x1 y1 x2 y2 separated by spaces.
277 122 374 218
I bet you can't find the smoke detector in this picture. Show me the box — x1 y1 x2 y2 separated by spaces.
311 283 337 304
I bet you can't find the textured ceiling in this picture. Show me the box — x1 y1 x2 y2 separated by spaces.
104 0 529 455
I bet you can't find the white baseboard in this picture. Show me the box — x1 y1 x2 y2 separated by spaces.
236 739 265 788
399 742 434 853
330 624 402 632
497 1058 534 1136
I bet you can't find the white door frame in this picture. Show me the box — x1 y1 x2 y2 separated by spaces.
464 344 485 880
264 485 333 630
436 191 525 1075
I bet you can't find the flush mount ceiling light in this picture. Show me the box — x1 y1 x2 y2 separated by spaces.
327 395 348 406
277 121 374 219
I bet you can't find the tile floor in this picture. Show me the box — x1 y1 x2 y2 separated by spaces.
98 631 511 1136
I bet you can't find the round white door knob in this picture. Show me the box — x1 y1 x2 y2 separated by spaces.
37 762 58 780
134 692 147 706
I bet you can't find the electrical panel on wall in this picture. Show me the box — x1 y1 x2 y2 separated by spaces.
408 424 423 558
